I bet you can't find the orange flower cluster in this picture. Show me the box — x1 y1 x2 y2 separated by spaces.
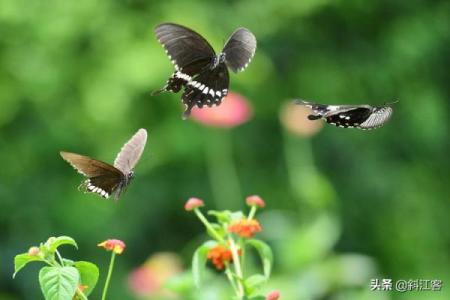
207 245 241 270
228 219 262 238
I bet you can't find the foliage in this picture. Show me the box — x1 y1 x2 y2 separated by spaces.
185 197 273 299
12 236 124 300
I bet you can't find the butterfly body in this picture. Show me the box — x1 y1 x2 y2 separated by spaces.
60 129 147 200
295 100 396 130
153 23 256 119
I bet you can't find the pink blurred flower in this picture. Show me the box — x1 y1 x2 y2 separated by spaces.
266 290 280 300
280 101 323 137
128 252 182 297
246 195 266 208
184 197 205 211
190 92 252 128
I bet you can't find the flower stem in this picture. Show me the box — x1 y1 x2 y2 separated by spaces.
247 206 257 220
224 265 240 298
194 208 225 243
55 250 65 267
101 252 116 300
228 237 244 299
76 289 88 300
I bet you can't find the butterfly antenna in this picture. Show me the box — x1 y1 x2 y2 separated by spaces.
293 99 311 105
384 99 399 106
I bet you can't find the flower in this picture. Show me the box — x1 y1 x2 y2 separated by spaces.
128 252 182 297
246 195 266 208
184 197 205 211
279 101 323 137
266 290 280 300
207 245 236 270
28 246 40 256
98 239 126 254
190 91 252 128
228 219 262 238
78 284 88 293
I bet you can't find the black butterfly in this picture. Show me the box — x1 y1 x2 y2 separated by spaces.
152 23 257 119
295 100 397 130
60 129 147 200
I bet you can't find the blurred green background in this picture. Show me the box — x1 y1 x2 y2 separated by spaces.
0 0 448 299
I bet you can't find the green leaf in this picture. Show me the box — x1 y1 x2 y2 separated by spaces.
246 296 265 300
243 274 267 297
208 210 232 224
246 239 273 278
13 253 42 278
192 240 217 288
229 211 245 222
62 259 75 266
74 261 99 296
47 236 78 253
39 266 79 300
165 271 194 294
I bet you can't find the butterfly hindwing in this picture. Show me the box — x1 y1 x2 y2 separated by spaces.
182 63 229 118
222 28 257 73
325 107 373 128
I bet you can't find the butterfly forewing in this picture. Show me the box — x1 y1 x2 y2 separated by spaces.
222 28 257 72
155 23 215 70
114 128 148 175
359 106 393 129
60 152 124 177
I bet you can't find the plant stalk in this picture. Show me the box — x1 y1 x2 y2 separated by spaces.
229 237 244 299
194 208 225 243
101 252 116 300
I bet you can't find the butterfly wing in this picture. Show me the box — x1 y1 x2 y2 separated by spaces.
114 128 147 175
60 151 125 199
222 28 257 73
295 100 395 129
153 23 216 95
181 63 229 118
357 105 394 129
155 23 215 71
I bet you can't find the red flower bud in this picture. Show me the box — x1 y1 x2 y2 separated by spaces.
246 195 266 208
98 239 126 254
184 197 205 211
28 246 40 256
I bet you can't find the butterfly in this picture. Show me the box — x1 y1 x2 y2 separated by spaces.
295 100 397 130
60 128 147 200
152 23 257 119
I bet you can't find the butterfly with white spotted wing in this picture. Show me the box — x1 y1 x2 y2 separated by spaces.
60 128 147 200
152 23 256 119
295 100 397 130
